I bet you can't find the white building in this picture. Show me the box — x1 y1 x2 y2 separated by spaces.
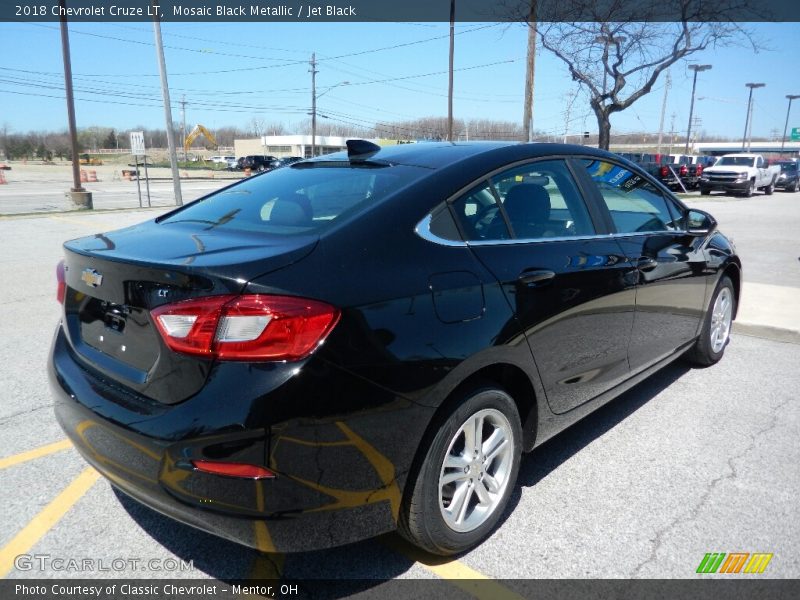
234 135 389 159
233 135 368 158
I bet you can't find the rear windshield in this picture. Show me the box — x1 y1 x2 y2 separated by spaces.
160 162 428 234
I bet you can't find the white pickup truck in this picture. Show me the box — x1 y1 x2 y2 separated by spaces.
698 153 780 197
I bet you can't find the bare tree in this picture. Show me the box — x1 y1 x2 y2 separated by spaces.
511 0 762 149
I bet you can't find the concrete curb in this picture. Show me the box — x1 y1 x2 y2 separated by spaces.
734 322 800 345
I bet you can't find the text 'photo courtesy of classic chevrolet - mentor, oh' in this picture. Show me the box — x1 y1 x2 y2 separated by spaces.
50 141 741 555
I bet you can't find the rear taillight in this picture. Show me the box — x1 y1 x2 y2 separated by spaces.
696 164 704 175
660 166 669 177
56 259 66 304
679 165 688 177
151 294 340 361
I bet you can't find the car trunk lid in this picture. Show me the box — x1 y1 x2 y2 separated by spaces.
61 219 317 404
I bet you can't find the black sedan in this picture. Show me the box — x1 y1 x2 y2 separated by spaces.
50 141 740 556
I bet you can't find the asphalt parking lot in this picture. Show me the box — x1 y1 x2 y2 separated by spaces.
0 190 798 594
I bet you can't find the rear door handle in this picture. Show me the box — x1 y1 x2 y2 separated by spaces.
518 269 556 287
635 256 658 271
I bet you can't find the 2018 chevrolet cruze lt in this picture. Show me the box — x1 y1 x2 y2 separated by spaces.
51 141 740 555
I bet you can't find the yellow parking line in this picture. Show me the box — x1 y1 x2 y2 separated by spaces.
0 467 100 578
0 439 72 471
381 535 525 600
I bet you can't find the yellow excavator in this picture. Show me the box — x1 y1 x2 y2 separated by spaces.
184 124 217 153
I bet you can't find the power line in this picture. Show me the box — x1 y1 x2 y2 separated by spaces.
22 22 501 78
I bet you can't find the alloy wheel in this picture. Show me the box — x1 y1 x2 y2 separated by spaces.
710 287 733 353
438 408 514 533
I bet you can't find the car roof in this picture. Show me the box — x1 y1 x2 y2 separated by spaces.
304 141 617 170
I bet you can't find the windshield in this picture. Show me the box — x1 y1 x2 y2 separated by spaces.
716 156 756 167
780 163 798 172
160 162 429 235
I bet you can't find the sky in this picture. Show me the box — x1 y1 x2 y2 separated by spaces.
1 20 800 141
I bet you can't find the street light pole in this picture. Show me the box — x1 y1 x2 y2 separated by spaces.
741 83 765 152
781 94 800 154
684 64 711 154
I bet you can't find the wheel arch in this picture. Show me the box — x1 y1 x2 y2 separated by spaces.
722 259 742 319
411 361 541 481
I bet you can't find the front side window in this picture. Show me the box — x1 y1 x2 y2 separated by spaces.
582 160 683 233
449 159 595 242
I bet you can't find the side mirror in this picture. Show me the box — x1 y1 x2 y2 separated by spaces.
686 209 717 236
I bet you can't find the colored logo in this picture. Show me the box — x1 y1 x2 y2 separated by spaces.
696 552 773 574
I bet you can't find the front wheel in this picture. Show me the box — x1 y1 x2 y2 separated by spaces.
744 180 755 197
685 275 735 367
398 386 522 555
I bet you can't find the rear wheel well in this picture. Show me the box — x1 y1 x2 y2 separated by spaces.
723 263 742 318
436 364 538 452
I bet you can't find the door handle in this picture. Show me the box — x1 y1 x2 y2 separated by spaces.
518 269 556 287
635 256 658 271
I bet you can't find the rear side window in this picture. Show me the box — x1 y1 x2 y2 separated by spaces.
160 163 427 235
581 159 683 233
449 159 595 242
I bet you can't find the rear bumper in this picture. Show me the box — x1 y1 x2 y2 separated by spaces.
50 324 429 552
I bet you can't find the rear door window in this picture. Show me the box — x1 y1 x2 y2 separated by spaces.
448 159 595 242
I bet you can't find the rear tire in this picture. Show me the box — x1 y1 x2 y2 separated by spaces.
700 188 711 196
398 385 522 555
765 179 775 195
685 275 735 367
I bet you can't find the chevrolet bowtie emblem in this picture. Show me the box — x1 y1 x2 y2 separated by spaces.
81 268 103 288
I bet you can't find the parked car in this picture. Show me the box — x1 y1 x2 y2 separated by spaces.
699 153 780 196
658 155 712 191
277 156 304 167
237 155 281 172
209 155 235 165
51 141 740 556
616 152 668 180
772 159 800 192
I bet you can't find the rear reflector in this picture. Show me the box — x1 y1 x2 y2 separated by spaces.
192 460 276 479
151 294 340 361
56 259 66 304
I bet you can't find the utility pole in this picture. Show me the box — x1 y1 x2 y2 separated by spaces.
522 1 537 143
152 0 182 206
742 82 765 152
685 64 711 154
781 94 800 153
656 71 670 155
310 53 317 157
180 94 187 160
58 0 91 208
447 0 455 142
669 112 677 152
